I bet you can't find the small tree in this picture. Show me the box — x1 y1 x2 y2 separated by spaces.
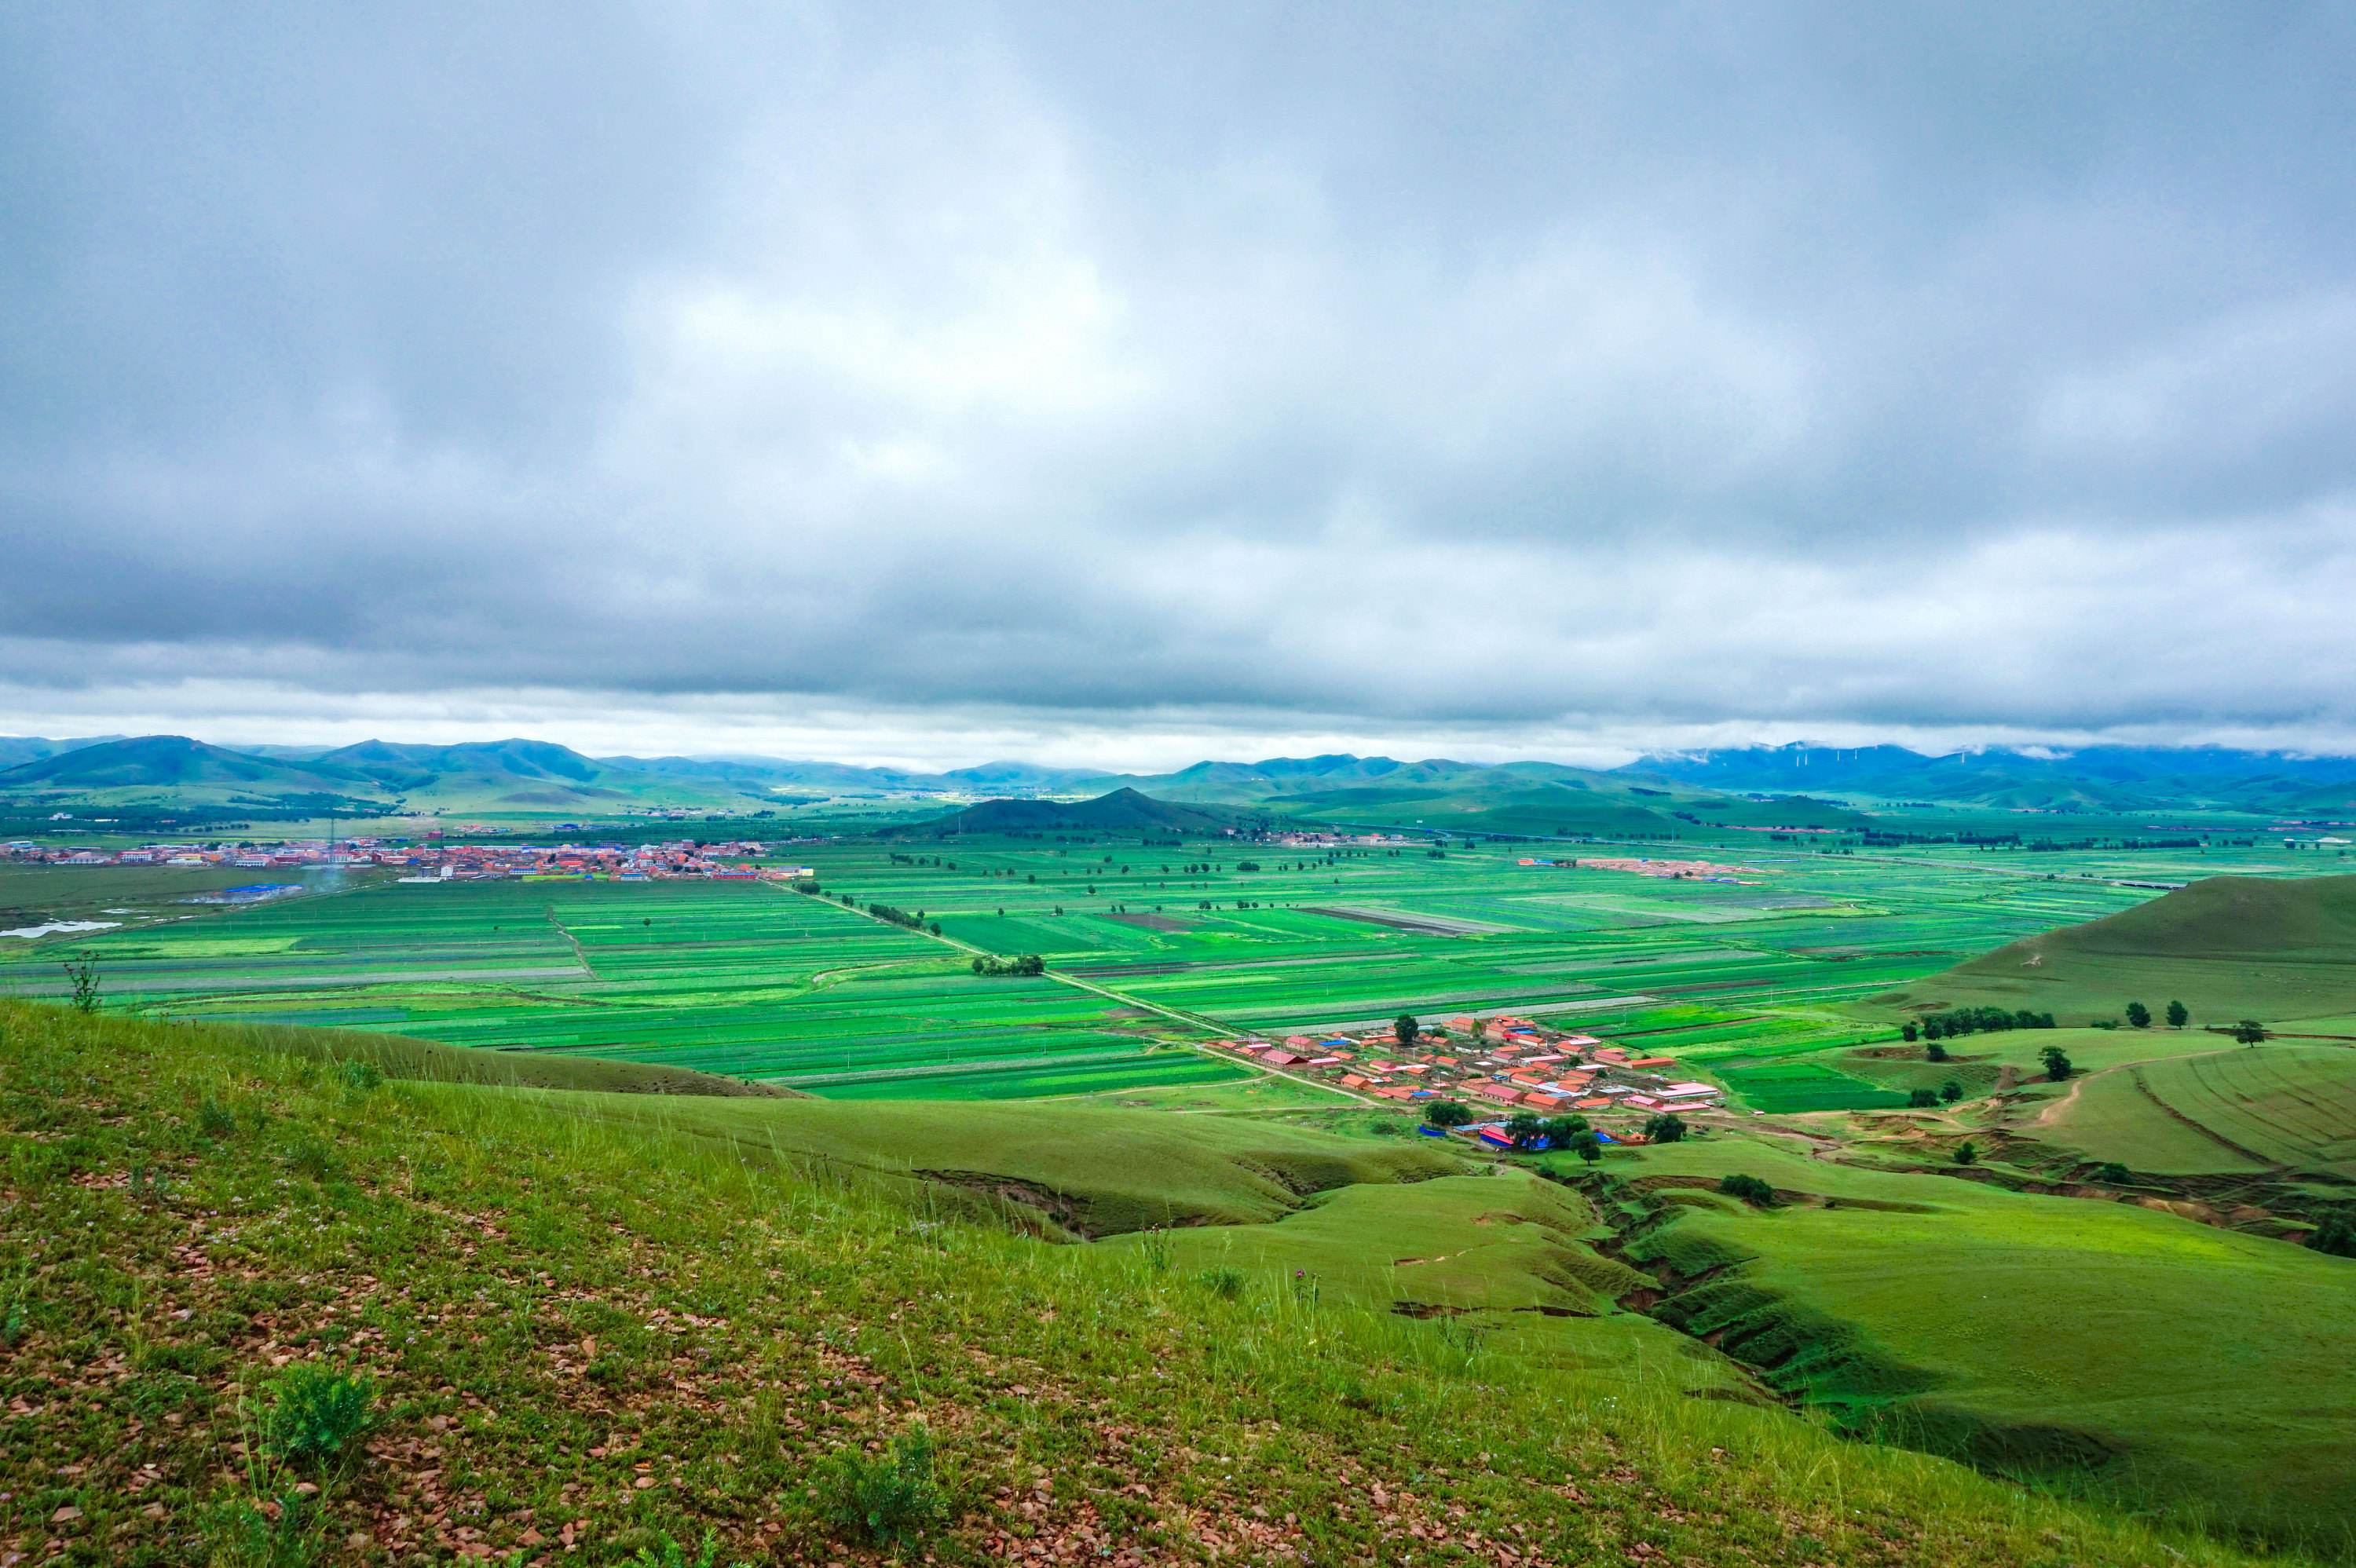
1504 1110 1546 1150
2165 999 2190 1029
2232 1019 2269 1047
1953 1140 1979 1167
2124 1000 2152 1029
1926 1040 1949 1063
2039 1044 2074 1082
1641 1112 1686 1144
1569 1129 1604 1165
1900 1021 1919 1043
1908 1087 1939 1109
1939 1080 1963 1103
1421 1100 1472 1129
1393 1012 1419 1048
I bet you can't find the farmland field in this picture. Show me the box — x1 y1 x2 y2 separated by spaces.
4 832 2351 1119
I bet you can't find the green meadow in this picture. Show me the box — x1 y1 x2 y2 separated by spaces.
1599 1135 2356 1555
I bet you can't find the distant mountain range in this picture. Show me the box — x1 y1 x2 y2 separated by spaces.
8 733 2352 824
1630 744 2356 813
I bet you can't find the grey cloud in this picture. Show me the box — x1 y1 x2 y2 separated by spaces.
3 2 2354 752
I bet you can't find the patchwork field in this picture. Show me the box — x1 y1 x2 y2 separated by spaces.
5 838 2350 1123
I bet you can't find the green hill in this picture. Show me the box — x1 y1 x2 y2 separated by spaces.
0 735 395 809
2 1000 2293 1567
885 787 1250 837
1597 1137 2356 1552
1886 875 2356 1025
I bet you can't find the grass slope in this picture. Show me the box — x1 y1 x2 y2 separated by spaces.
2039 1043 2356 1180
1601 1136 2356 1555
1888 875 2356 1025
229 1020 799 1098
488 1089 1459 1237
1 1000 2295 1567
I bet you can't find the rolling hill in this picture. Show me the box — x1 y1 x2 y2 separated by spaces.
883 786 1249 837
1886 874 2356 1024
0 735 395 808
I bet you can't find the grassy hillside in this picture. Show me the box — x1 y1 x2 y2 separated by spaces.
1595 1137 2356 1556
1886 875 2356 1025
477 1088 1458 1237
1 1000 2296 1567
2035 1042 2356 1182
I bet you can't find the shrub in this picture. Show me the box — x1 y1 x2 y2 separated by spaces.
1197 1266 1246 1299
1925 1040 1948 1063
1938 1080 1963 1103
1908 1087 1938 1109
1953 1141 1979 1167
199 1095 240 1139
258 1361 377 1471
817 1427 950 1555
2309 1210 2356 1259
1899 1021 1919 1043
338 1059 384 1094
1720 1173 1776 1206
63 951 101 1014
2094 1162 2131 1185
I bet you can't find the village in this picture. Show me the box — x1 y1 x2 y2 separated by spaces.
1212 1013 1726 1150
1 835 810 883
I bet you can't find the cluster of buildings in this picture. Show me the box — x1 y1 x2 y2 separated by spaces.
1212 1014 1725 1142
2 835 811 883
1517 854 1762 883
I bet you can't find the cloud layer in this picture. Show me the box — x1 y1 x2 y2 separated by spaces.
5 3 2354 760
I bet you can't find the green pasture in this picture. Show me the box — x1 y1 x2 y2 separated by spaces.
2036 1043 2356 1179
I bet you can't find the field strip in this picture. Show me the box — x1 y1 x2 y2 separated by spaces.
0 963 591 996
1271 995 1658 1035
774 886 1376 1104
1301 905 1513 936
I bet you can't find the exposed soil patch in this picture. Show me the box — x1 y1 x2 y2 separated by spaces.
1103 912 1191 932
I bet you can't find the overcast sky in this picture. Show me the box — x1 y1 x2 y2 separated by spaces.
5 3 2354 769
